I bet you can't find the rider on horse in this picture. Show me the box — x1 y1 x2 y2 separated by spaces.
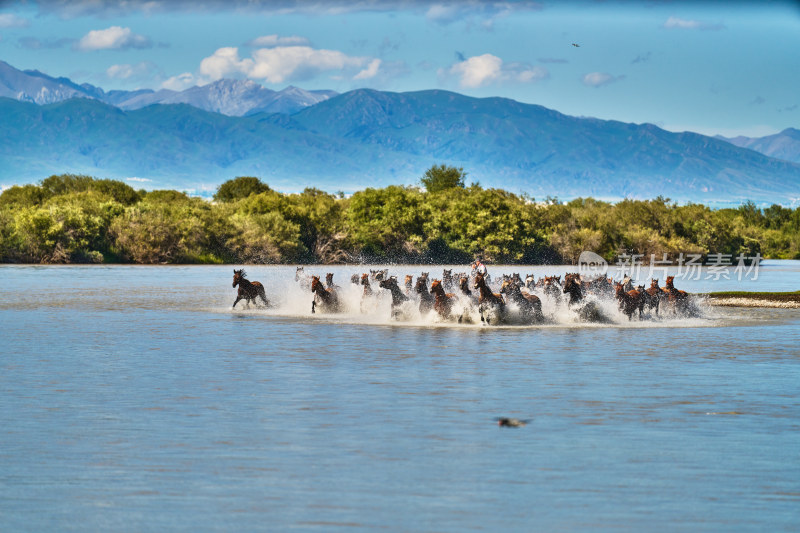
471 257 487 278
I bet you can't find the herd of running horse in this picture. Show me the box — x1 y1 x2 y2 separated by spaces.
232 267 695 325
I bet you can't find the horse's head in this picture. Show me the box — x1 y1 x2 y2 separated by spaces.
404 275 413 287
665 275 675 287
311 276 323 292
233 269 245 288
325 273 334 285
473 272 485 289
459 276 469 290
295 266 304 281
442 269 452 279
361 273 370 285
650 278 660 288
415 276 429 293
430 279 443 294
420 272 429 281
637 285 645 292
499 280 513 294
379 277 397 290
351 274 360 284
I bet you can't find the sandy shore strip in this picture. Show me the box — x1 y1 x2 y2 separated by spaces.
700 292 800 308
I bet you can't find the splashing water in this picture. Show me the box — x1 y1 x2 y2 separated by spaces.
232 268 716 329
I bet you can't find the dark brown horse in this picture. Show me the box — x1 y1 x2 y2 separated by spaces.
430 279 456 320
442 269 456 292
500 280 543 323
370 268 389 282
615 282 644 320
325 272 340 290
474 272 505 324
644 279 664 315
415 274 434 315
311 275 341 314
562 273 584 305
379 276 409 306
663 275 689 313
232 269 269 308
459 276 479 306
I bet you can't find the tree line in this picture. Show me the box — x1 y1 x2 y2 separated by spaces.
1 169 798 264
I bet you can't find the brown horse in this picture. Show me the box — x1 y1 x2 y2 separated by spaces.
562 273 584 305
474 272 505 324
543 275 562 300
311 275 341 314
360 273 374 297
615 282 644 320
500 280 543 323
404 275 414 296
663 275 689 313
232 269 270 308
643 279 664 315
430 279 457 320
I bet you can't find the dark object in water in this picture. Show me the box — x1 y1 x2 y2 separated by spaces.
496 417 529 428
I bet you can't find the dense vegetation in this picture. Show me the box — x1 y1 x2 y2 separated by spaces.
1 172 799 264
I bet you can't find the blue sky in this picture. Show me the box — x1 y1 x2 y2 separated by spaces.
0 0 798 137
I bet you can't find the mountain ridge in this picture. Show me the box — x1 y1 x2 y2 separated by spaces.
1 92 799 204
0 60 337 116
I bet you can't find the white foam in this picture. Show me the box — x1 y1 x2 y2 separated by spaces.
225 269 722 329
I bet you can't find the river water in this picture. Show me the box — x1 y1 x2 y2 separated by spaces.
1 263 799 531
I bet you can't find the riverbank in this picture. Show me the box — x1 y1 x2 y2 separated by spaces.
701 291 800 308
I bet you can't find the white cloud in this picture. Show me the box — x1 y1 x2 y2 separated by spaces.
197 45 375 84
662 16 724 31
76 26 152 51
162 72 196 91
0 13 30 28
445 54 548 88
354 58 381 80
582 72 624 88
246 34 309 48
106 62 155 80
426 4 461 24
199 47 254 80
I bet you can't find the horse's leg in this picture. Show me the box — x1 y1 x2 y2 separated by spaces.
259 289 269 307
232 296 241 308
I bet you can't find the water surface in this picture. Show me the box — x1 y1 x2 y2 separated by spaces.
1 264 799 532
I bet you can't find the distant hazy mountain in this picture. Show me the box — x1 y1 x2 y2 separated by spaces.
716 128 800 164
0 60 96 104
0 60 337 116
1 89 798 204
113 79 337 116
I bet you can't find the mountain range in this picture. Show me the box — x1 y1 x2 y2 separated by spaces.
1 60 798 205
716 128 800 165
0 60 336 115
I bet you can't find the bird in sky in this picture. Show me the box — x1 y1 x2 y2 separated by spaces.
572 43 580 47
